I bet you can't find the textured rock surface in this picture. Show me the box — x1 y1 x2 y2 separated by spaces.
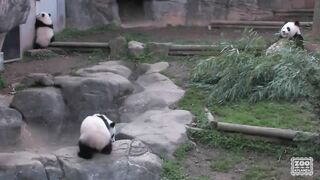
109 36 128 58
128 41 145 58
0 106 23 146
0 140 162 180
21 73 55 87
0 0 30 33
55 140 162 180
119 62 192 158
65 0 120 29
266 39 289 55
54 71 133 124
76 61 132 79
10 87 66 132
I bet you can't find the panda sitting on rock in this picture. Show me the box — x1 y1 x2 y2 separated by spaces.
266 21 304 55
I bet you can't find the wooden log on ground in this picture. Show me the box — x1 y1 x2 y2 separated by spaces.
216 122 319 141
50 42 109 48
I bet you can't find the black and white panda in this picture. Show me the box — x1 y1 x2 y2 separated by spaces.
279 21 304 49
266 21 304 55
78 114 116 159
34 12 55 49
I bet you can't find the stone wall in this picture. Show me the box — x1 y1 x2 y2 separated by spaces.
66 0 120 29
0 0 31 50
65 0 315 29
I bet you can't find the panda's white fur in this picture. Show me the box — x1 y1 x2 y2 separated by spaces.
78 114 116 159
280 22 301 38
266 21 304 55
34 12 54 49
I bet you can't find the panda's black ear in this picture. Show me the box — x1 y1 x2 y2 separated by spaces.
110 122 115 128
295 21 300 27
48 13 51 17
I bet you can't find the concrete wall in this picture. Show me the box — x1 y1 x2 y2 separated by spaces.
36 0 66 32
20 0 36 53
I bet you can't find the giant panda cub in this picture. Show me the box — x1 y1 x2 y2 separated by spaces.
78 114 116 159
266 21 304 55
279 21 304 49
34 12 55 49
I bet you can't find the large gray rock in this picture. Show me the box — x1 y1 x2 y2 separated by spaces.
66 0 120 29
137 73 184 105
0 94 12 107
128 41 145 58
119 110 192 158
0 106 23 146
119 63 192 158
54 140 162 180
76 61 132 79
54 73 133 124
21 73 55 87
109 36 128 58
0 140 162 180
0 0 30 33
10 87 66 133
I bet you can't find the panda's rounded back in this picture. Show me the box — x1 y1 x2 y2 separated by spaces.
79 115 111 151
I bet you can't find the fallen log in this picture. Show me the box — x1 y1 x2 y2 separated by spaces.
50 42 109 48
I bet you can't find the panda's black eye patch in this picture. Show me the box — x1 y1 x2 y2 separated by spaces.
287 27 291 31
41 13 45 17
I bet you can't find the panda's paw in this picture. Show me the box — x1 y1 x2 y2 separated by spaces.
101 142 112 155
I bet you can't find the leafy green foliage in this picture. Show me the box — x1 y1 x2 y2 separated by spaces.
193 38 320 104
56 24 119 40
188 129 320 160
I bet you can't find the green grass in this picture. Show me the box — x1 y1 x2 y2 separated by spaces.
188 129 320 160
162 160 190 180
56 24 119 40
210 152 244 172
243 166 281 180
177 87 209 129
211 101 319 132
124 32 151 43
174 141 194 160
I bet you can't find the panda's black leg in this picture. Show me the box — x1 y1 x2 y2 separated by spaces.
33 43 41 49
101 141 112 154
78 141 96 159
50 36 55 43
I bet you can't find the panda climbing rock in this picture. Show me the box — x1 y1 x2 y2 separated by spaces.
78 114 116 159
279 21 304 49
266 21 304 55
34 12 55 49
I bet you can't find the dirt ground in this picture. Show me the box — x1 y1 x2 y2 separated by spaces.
180 144 319 180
